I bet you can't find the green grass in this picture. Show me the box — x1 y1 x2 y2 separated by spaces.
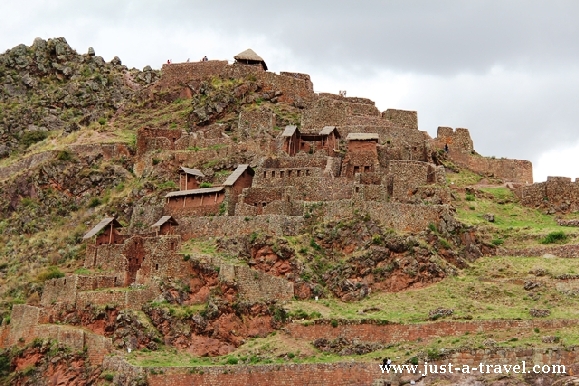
286 255 579 323
453 187 575 247
446 168 483 186
541 231 568 244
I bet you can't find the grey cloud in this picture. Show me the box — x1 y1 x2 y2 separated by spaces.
1 0 579 180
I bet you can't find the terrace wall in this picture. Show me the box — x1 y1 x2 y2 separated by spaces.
317 201 454 233
516 176 579 212
219 264 294 302
175 215 305 239
286 319 579 345
143 345 579 386
382 109 418 130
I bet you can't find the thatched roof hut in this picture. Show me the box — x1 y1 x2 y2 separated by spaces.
234 48 268 71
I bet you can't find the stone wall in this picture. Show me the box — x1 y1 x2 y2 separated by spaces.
246 176 354 202
219 264 294 302
436 126 473 152
175 215 305 239
435 126 533 183
237 108 276 139
146 362 380 386
286 319 579 346
165 191 225 215
41 274 121 307
507 244 579 258
157 61 314 106
450 150 533 184
136 127 183 155
341 140 380 178
135 236 188 284
2 305 113 365
387 160 443 201
84 243 126 272
174 133 232 151
69 142 131 161
516 176 579 212
40 275 79 306
256 71 315 105
317 200 454 233
301 94 380 130
382 109 418 130
336 125 430 163
7 305 43 345
85 235 187 287
255 155 334 185
75 287 158 311
144 345 579 386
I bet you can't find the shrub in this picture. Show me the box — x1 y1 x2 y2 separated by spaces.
98 117 106 126
37 266 65 282
541 231 567 244
20 131 48 148
0 352 9 375
439 238 451 249
88 197 101 208
103 372 114 381
309 238 322 251
491 238 504 246
465 193 475 201
330 319 339 328
20 197 35 207
427 348 441 360
199 182 212 188
409 356 419 366
56 150 72 161
157 181 177 189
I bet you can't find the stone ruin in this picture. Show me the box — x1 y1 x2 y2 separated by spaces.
0 48 542 368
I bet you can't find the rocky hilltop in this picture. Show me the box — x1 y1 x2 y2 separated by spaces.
0 37 158 158
1 38 579 386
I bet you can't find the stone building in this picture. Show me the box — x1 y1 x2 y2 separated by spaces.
165 187 226 216
82 217 124 246
341 133 380 177
151 215 179 236
179 167 204 190
281 125 341 156
223 164 255 215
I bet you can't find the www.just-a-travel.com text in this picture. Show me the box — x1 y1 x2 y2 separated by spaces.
380 362 566 376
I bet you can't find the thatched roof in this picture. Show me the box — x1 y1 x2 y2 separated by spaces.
281 125 298 137
319 126 340 137
223 164 254 186
83 217 122 240
151 216 178 228
165 187 224 198
234 49 264 62
346 133 380 141
234 48 268 70
180 167 204 177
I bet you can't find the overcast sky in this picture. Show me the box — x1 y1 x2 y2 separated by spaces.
2 1 579 182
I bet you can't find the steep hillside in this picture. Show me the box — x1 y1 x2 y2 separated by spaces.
1 38 579 386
